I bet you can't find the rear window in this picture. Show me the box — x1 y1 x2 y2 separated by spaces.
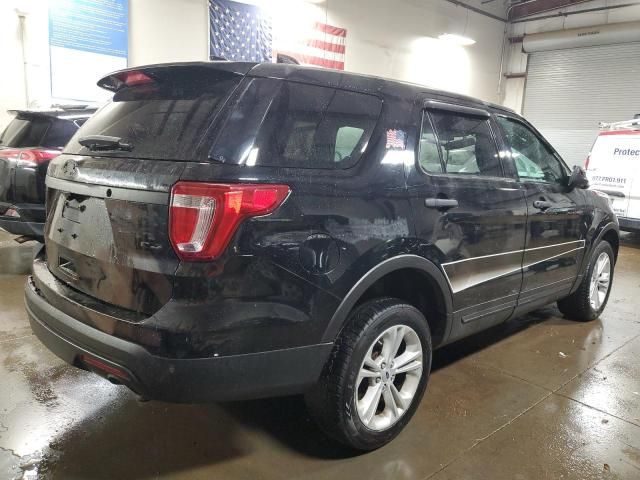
42 119 80 148
210 79 382 169
65 67 242 160
0 116 51 148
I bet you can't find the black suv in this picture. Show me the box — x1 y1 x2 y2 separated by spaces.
0 107 95 238
25 62 618 450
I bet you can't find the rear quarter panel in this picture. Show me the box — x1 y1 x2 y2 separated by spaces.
169 94 419 354
572 190 619 291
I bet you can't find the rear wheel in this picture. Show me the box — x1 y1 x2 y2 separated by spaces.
558 241 614 321
305 297 432 450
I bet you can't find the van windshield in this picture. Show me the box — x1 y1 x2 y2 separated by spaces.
64 67 242 161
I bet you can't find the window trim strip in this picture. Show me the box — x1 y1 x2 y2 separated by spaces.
424 100 490 118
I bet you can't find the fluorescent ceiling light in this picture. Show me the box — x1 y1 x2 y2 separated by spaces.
438 33 476 46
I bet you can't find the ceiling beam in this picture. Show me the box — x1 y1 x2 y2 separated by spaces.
443 0 507 22
508 0 593 20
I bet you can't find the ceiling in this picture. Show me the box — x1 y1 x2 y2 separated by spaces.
454 0 510 19
450 0 601 21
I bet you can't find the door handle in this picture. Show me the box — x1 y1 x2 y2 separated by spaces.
533 200 552 211
425 198 459 209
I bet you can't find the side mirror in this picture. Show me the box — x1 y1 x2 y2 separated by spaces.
568 165 589 190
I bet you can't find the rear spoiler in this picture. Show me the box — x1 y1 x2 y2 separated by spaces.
97 61 257 92
7 110 58 120
7 108 96 119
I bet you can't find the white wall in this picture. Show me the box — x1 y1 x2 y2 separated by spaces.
0 0 507 131
128 0 209 66
325 0 506 103
0 0 51 128
502 0 640 113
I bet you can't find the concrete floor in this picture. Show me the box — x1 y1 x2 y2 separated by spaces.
1 231 639 480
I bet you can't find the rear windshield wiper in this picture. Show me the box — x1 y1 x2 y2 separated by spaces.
78 135 133 152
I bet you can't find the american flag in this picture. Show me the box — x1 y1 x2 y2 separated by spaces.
386 129 407 150
280 22 347 70
209 0 272 62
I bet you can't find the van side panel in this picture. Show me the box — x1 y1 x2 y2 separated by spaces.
587 132 640 219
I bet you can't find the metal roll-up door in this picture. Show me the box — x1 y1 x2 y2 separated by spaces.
523 42 640 167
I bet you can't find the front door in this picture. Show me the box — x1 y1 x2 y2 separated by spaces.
495 115 588 308
408 102 528 338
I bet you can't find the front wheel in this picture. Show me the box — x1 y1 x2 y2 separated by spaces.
558 240 614 321
305 297 432 450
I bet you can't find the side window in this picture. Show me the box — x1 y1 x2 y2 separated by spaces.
496 116 567 184
210 79 382 169
255 82 381 168
335 126 365 162
428 110 502 177
418 113 443 173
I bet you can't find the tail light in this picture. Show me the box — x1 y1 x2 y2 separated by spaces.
169 182 290 261
584 154 591 170
0 148 60 166
115 70 154 87
98 70 154 91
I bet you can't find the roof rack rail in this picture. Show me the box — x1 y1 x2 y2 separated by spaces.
598 118 640 131
51 104 91 111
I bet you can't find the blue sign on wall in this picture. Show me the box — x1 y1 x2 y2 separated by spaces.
49 0 128 101
49 0 128 58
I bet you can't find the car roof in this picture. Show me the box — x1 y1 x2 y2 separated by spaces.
248 62 515 115
103 61 516 116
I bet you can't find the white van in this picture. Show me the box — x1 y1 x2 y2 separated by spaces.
586 118 640 232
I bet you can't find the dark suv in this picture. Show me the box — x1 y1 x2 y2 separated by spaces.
25 62 618 450
0 107 95 238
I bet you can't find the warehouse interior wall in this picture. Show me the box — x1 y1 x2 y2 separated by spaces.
0 0 506 130
503 0 640 114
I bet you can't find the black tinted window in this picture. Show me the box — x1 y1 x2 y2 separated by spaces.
428 110 502 177
42 119 79 148
65 68 242 160
0 116 50 147
211 79 382 169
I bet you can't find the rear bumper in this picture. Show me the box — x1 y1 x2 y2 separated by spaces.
0 217 44 237
0 203 45 238
25 275 332 403
618 217 640 233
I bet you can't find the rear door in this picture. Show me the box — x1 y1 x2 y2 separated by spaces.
408 101 527 338
587 131 639 219
44 64 244 314
495 115 588 308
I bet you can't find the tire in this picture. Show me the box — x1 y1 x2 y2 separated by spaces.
305 297 432 451
558 240 615 321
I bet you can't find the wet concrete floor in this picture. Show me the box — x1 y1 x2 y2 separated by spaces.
1 231 639 479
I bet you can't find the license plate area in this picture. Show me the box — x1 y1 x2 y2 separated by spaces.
61 194 89 223
44 186 177 314
48 192 115 256
57 255 78 279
